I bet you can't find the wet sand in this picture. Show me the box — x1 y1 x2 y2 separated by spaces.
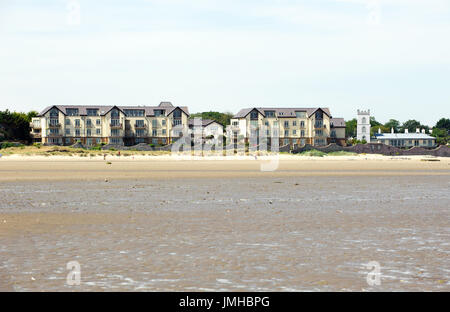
0 157 449 291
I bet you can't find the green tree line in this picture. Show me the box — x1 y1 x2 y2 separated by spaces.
0 110 38 143
189 111 234 126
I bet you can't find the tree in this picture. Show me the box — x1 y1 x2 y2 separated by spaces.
0 110 37 143
370 117 381 127
384 119 401 132
345 118 357 138
435 118 450 131
401 119 422 133
189 111 233 126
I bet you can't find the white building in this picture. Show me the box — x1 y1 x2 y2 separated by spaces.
356 109 371 142
374 128 436 148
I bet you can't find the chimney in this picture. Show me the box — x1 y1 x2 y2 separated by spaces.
405 129 408 134
391 127 394 134
421 129 425 134
378 128 381 134
416 128 420 133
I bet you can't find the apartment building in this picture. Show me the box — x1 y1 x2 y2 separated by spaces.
230 107 346 147
30 102 189 146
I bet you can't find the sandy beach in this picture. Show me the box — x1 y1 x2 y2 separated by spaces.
0 155 449 291
0 154 449 182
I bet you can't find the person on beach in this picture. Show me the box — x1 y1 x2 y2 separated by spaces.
103 154 106 161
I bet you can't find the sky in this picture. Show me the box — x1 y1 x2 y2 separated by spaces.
0 0 449 126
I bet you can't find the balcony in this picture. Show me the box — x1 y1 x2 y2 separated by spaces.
110 123 123 129
31 132 42 138
134 124 147 129
30 122 41 129
48 123 61 128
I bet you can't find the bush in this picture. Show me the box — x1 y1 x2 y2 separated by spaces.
33 143 42 149
299 149 326 157
0 142 16 149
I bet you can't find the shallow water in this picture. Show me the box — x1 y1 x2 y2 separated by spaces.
0 175 449 291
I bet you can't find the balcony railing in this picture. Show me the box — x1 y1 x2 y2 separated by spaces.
110 123 123 129
48 123 61 128
135 124 147 129
30 122 41 129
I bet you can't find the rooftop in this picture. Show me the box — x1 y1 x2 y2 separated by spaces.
374 133 435 140
233 107 331 118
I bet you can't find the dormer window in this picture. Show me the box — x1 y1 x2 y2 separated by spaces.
296 111 306 118
173 109 182 118
87 109 99 116
155 110 165 117
264 111 275 118
66 108 79 116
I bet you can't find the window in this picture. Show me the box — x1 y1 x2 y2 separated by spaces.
315 120 323 128
154 110 165 117
96 129 101 135
111 109 119 118
65 138 71 144
296 111 306 118
65 129 70 135
284 139 289 145
152 129 157 136
86 119 92 127
284 130 289 136
87 109 99 116
87 129 91 136
331 130 336 138
136 129 146 137
135 138 145 144
66 108 79 116
232 121 239 126
50 108 59 117
284 121 289 128
173 109 182 118
152 120 158 128
315 111 323 119
110 138 122 144
86 138 93 146
96 119 101 125
111 119 120 126
301 130 305 137
173 119 182 126
75 119 81 127
111 129 120 137
136 120 145 127
300 121 305 128
264 121 269 127
162 120 166 126
264 111 275 118
96 138 101 144
362 117 366 124
75 129 80 136
124 109 144 117
316 130 323 136
362 126 366 133
50 128 59 135
152 138 158 144
250 111 258 120
162 129 166 135
65 119 70 126
293 130 297 135
293 121 297 126
49 118 59 126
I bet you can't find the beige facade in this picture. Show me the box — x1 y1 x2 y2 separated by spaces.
30 102 189 146
230 107 345 147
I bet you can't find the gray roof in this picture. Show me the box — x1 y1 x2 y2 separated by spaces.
330 118 345 128
374 133 435 140
233 107 331 118
38 103 189 117
188 119 222 127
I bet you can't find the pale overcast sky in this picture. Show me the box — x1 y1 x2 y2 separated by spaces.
0 0 449 125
